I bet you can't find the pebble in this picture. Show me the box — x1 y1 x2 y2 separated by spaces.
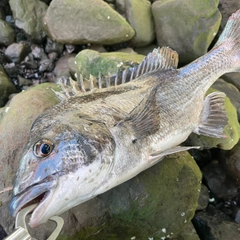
5 42 30 63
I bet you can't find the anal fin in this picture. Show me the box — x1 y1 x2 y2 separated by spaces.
149 146 200 162
194 92 228 138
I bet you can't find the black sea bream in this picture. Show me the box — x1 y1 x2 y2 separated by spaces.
10 10 240 227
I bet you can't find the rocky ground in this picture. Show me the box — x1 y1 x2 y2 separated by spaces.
1 0 240 239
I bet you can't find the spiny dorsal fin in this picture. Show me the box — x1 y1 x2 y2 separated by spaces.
101 47 179 87
117 86 160 141
54 74 90 100
54 47 179 100
193 92 228 138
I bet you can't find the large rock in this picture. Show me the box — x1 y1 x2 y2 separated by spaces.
43 0 135 45
125 0 155 47
222 72 240 91
219 141 240 186
0 64 17 107
75 49 144 79
172 222 200 240
9 0 48 41
0 19 15 46
193 206 240 240
201 160 238 200
0 83 61 235
152 0 221 65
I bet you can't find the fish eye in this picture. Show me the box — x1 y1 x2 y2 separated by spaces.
33 139 54 158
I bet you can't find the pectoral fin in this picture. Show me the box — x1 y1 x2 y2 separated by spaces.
194 92 228 138
116 86 160 141
149 146 200 162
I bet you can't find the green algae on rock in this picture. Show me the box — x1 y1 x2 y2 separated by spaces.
0 64 17 107
43 0 135 45
75 49 145 79
125 0 155 47
57 151 201 240
0 19 15 46
152 0 221 65
9 0 48 41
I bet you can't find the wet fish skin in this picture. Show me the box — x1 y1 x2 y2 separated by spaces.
9 10 240 227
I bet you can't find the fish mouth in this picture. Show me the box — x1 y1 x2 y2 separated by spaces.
9 177 57 218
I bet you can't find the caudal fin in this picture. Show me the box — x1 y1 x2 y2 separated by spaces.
214 9 240 70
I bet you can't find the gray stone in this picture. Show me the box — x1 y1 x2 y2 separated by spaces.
39 59 54 72
31 44 48 60
116 0 126 14
9 0 48 41
235 209 240 223
88 44 107 53
0 19 15 46
134 44 158 56
68 55 78 76
202 160 238 200
0 64 17 107
53 53 76 80
197 184 209 211
4 63 20 77
17 76 33 87
172 222 200 240
222 72 240 91
125 0 155 47
219 142 240 186
152 0 221 65
193 206 240 240
5 43 30 63
45 37 64 55
43 0 135 45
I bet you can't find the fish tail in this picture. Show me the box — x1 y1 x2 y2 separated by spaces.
214 9 240 71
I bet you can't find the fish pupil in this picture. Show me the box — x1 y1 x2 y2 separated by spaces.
40 143 51 155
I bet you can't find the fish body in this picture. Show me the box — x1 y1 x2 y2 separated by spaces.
10 10 240 227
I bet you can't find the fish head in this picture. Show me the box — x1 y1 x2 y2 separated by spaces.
9 112 115 227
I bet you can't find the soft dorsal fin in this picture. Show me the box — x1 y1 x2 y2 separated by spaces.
117 86 160 141
193 92 228 138
104 47 179 86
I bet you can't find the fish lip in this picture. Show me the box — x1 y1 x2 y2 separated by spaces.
9 177 57 217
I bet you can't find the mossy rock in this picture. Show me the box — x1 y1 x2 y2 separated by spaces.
0 64 17 107
75 49 145 79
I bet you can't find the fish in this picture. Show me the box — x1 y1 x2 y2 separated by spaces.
9 9 240 228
